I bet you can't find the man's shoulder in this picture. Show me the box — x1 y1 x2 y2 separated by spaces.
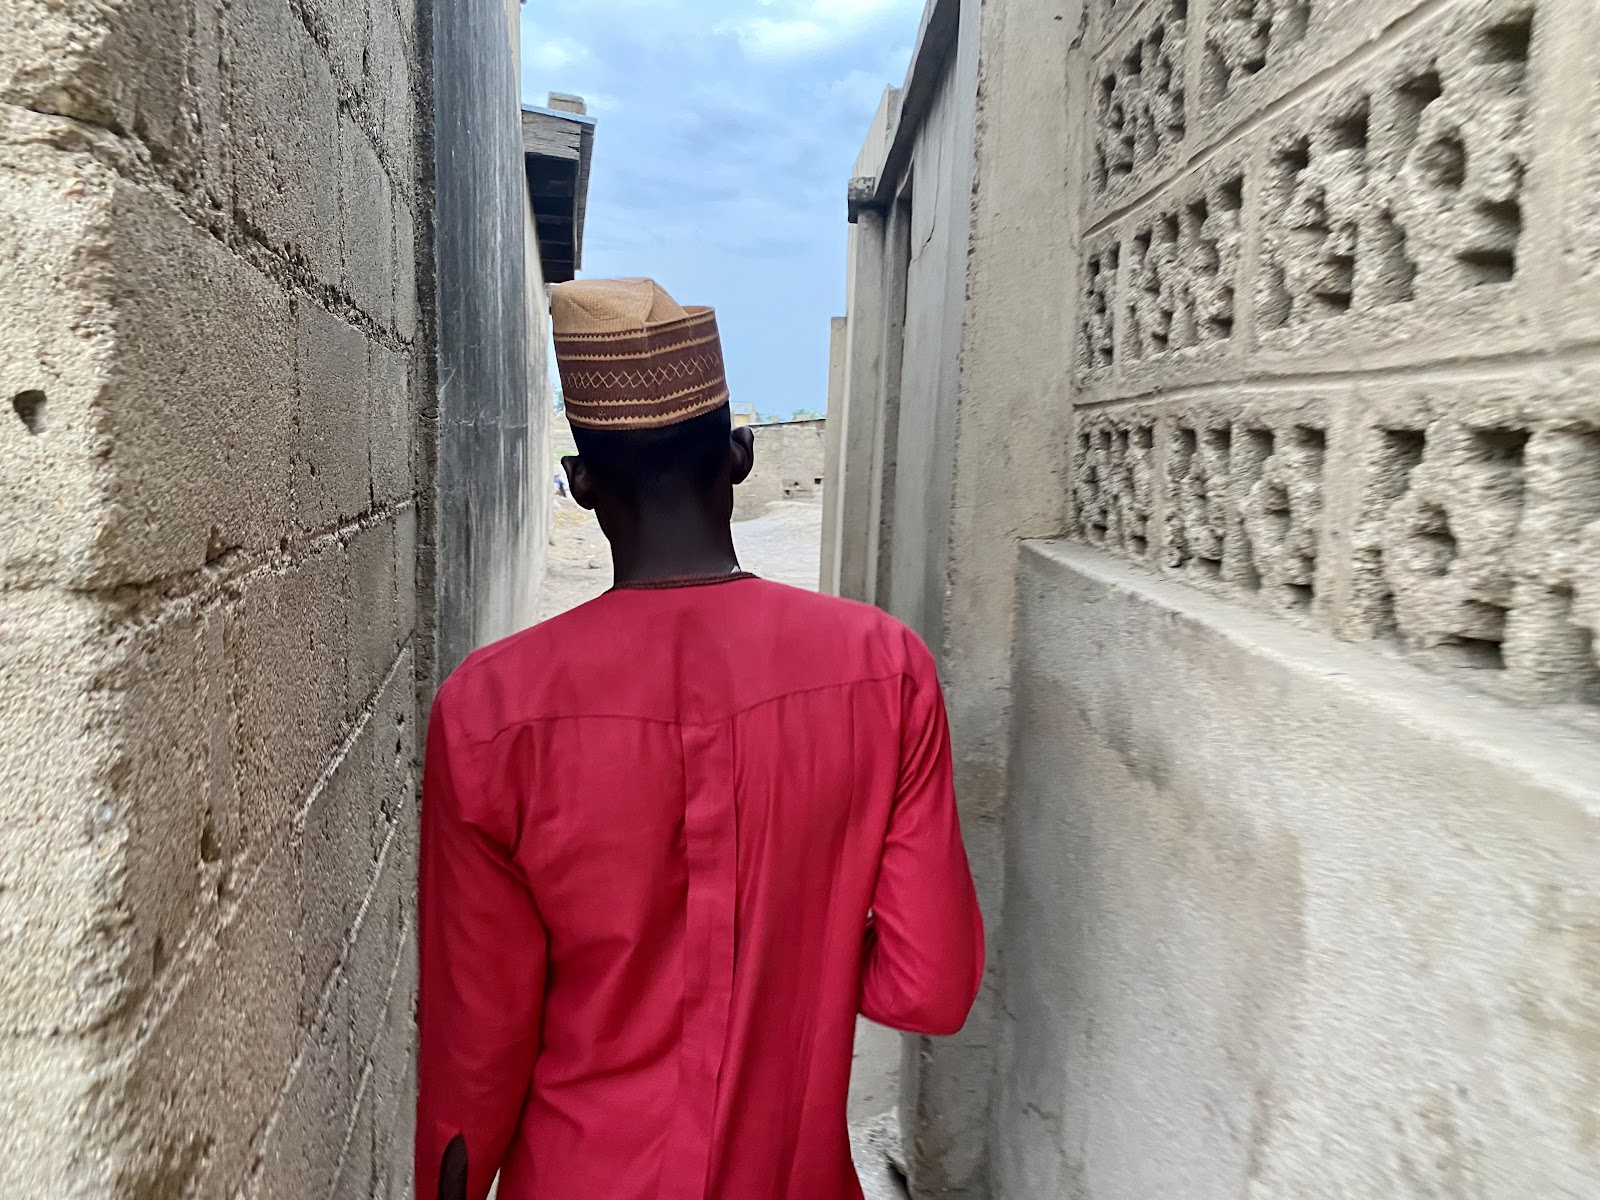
752 580 919 638
742 581 936 681
434 598 606 715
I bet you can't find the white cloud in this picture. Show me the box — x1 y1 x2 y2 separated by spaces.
578 91 624 115
723 0 924 62
819 68 892 112
525 31 592 74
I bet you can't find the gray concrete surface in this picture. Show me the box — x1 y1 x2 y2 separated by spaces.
999 541 1600 1197
829 0 1600 1194
431 0 551 679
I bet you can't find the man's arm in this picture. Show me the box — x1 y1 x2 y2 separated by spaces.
416 691 546 1200
859 639 985 1036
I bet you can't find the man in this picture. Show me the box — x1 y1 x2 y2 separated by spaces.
417 279 983 1200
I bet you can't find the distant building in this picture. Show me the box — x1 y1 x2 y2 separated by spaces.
521 95 596 284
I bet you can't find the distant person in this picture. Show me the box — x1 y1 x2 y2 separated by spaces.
553 472 567 499
416 278 983 1200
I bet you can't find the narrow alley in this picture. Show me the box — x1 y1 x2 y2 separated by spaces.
3 0 1599 1196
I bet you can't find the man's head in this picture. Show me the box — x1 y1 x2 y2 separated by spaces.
563 403 754 518
551 277 753 531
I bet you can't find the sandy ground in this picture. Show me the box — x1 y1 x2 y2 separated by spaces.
536 497 907 1196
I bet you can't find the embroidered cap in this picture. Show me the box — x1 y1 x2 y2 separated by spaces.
551 278 731 430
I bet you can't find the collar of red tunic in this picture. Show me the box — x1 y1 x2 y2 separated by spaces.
608 570 757 593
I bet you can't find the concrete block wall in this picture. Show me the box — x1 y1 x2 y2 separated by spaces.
993 0 1600 1193
0 0 426 1193
735 419 828 521
832 0 1600 1195
1068 0 1600 717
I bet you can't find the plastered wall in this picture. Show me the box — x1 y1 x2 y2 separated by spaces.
431 0 550 680
1023 0 1600 1192
0 0 427 1193
832 0 1600 1195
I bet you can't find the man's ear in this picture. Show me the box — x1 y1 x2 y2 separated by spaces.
730 426 755 487
563 455 599 511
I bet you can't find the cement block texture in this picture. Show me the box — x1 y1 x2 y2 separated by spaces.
0 0 428 1192
736 419 828 521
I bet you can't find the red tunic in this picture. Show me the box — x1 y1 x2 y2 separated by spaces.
416 577 984 1200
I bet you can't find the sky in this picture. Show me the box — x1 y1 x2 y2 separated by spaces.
520 0 922 418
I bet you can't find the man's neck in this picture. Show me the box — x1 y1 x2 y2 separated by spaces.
609 505 741 587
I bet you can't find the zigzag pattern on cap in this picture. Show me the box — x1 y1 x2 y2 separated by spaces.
561 354 724 394
552 283 732 430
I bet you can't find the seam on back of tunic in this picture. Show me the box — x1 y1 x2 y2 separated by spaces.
467 672 916 748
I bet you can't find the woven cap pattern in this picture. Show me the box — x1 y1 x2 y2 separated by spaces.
551 279 731 430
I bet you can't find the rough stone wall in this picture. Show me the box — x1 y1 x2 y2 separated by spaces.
0 0 425 1194
735 419 828 521
1069 0 1600 719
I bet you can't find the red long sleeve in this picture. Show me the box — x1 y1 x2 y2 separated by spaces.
416 689 547 1200
408 579 984 1199
860 641 985 1036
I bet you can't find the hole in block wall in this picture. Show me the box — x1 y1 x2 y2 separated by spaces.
1261 262 1292 328
1287 581 1315 611
1396 69 1443 152
1418 131 1467 193
11 389 46 435
1330 98 1370 154
200 813 223 864
1278 137 1311 184
1242 427 1276 474
1208 287 1237 340
1279 0 1312 44
1473 426 1530 463
1438 635 1507 670
1458 200 1521 285
1202 44 1233 106
1261 480 1293 541
1384 429 1427 484
1553 585 1600 702
1218 175 1244 218
1480 12 1534 68
1371 210 1418 304
1413 504 1459 575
